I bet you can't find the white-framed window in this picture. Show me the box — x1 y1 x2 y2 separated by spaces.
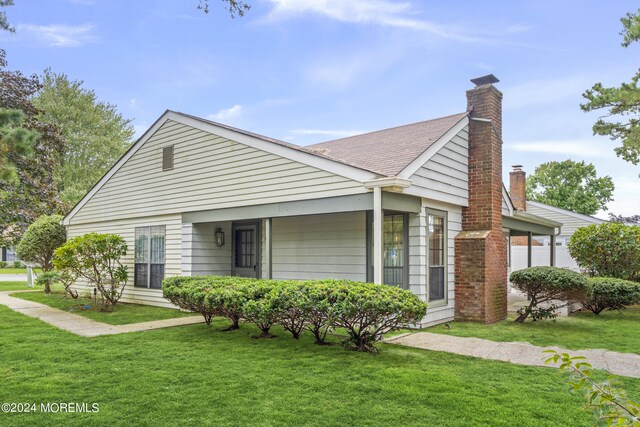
134 226 166 289
427 210 447 303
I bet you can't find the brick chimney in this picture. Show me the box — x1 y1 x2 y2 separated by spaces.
454 74 508 324
509 165 526 211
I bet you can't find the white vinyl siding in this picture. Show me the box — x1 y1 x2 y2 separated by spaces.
66 214 181 308
182 222 232 277
270 212 367 281
526 202 603 236
406 126 469 206
70 120 366 225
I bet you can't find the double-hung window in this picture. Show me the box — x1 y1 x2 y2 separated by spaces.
134 226 166 289
427 212 446 302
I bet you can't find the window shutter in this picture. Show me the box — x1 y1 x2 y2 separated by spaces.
162 146 174 170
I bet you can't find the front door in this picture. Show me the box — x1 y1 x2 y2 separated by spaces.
232 222 260 278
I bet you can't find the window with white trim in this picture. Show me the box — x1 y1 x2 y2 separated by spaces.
427 213 446 302
134 226 166 289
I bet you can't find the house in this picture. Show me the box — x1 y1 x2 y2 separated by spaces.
507 166 604 273
1 247 18 264
62 74 560 326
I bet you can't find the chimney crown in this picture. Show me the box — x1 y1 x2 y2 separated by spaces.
470 74 500 87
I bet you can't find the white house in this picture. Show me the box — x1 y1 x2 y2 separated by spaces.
63 75 560 326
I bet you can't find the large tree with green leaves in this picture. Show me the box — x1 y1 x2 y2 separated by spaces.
33 69 134 207
526 160 614 216
581 8 640 164
0 108 35 182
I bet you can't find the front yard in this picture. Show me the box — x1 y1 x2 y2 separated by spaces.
426 307 640 355
1 303 639 427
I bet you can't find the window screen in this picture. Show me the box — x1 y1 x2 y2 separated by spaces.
134 226 166 288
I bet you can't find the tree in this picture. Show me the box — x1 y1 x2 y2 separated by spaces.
0 0 14 33
0 54 65 247
581 8 640 164
33 70 134 207
0 108 35 182
609 213 640 225
197 0 250 17
15 214 66 273
526 160 614 215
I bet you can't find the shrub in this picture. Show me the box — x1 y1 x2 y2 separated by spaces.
300 282 338 344
53 233 128 310
331 281 428 352
241 281 278 338
34 271 59 294
271 281 309 339
204 278 253 331
568 222 640 281
163 276 219 325
12 260 22 269
15 215 66 272
510 267 589 323
0 261 7 268
581 277 640 315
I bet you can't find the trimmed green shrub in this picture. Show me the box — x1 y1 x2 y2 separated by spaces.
568 222 640 281
16 215 66 272
0 261 7 268
241 280 279 338
53 233 128 310
271 281 310 340
34 271 59 294
510 267 589 323
581 277 640 315
330 281 428 352
12 260 22 269
163 276 219 325
300 282 338 344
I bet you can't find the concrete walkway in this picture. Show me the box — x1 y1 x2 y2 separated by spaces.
0 291 203 337
385 332 640 379
0 274 28 281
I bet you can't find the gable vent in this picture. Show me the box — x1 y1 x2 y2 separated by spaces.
162 146 174 170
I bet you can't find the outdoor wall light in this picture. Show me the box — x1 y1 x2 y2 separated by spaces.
215 227 225 247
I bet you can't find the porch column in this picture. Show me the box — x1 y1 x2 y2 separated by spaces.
373 186 383 284
265 218 272 279
527 232 532 268
550 234 556 267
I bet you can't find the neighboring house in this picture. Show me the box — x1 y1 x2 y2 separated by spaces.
63 74 558 326
507 166 604 273
1 247 18 264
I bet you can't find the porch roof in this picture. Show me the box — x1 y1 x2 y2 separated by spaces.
503 211 562 236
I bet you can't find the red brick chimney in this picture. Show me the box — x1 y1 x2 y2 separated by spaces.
454 74 508 324
509 165 526 211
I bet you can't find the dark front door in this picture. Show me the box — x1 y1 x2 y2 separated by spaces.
232 222 260 278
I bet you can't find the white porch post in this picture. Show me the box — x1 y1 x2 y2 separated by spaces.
550 233 556 267
373 186 383 284
265 218 272 279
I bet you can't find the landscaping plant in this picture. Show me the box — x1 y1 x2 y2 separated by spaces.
510 267 589 323
53 233 128 310
241 281 278 338
163 276 219 325
15 214 66 272
568 222 640 281
581 277 640 315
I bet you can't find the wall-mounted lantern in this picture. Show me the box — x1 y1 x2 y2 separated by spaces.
215 226 225 247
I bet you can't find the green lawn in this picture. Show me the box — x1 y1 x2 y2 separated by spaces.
0 281 32 291
10 289 196 325
1 305 638 426
426 307 640 355
0 268 28 274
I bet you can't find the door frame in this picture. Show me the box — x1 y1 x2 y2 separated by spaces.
231 220 262 278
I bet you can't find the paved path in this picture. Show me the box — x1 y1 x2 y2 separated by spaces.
0 291 203 337
385 332 640 379
0 274 27 282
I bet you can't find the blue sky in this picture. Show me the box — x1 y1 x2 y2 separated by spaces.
2 0 639 217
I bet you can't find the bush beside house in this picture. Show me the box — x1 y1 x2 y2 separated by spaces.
163 276 428 352
15 214 67 274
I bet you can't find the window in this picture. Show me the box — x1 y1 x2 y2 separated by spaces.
383 214 407 288
135 226 166 289
427 213 446 302
162 146 174 170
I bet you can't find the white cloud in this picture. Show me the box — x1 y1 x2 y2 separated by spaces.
208 104 243 122
18 23 96 47
508 140 611 158
289 128 366 138
265 0 526 44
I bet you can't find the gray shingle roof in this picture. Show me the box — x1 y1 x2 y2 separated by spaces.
306 112 468 176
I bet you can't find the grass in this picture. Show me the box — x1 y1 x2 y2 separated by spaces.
0 268 30 274
426 307 640 355
1 305 639 426
0 281 32 291
10 288 196 325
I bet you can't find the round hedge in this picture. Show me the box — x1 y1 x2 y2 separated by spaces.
582 277 640 315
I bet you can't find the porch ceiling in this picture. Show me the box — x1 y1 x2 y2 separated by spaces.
503 211 562 236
